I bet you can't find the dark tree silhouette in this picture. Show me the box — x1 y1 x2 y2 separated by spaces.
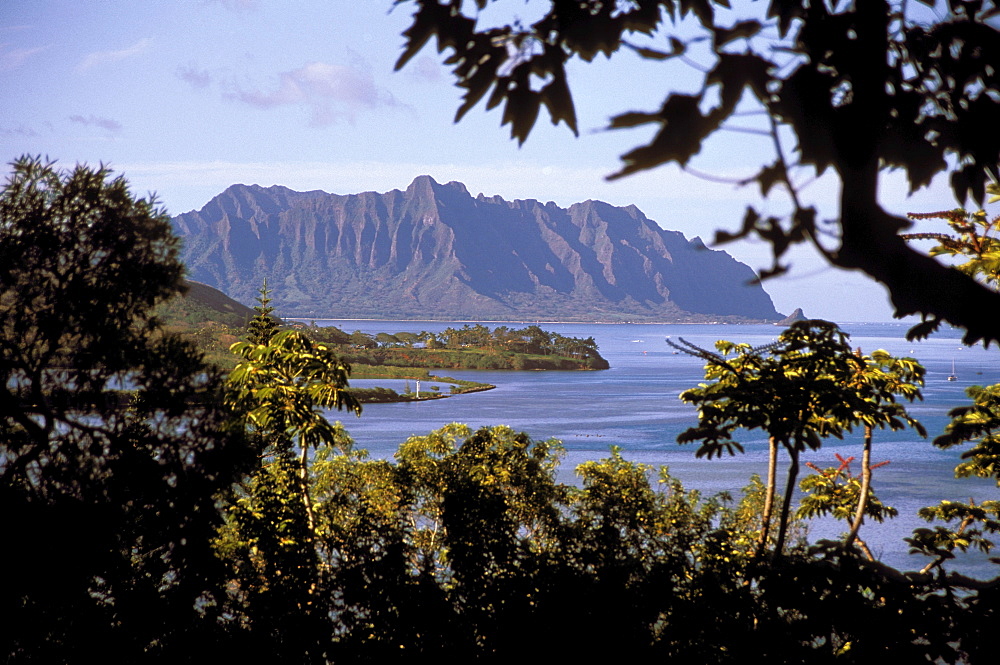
0 156 253 662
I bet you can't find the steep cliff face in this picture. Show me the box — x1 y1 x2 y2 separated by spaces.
171 175 782 322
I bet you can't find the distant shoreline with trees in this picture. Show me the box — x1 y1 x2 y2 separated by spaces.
300 321 608 403
155 290 611 403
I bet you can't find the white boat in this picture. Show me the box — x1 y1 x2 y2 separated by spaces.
947 360 957 381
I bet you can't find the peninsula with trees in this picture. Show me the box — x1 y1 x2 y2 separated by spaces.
156 282 608 402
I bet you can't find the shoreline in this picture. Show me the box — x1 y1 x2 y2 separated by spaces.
353 380 496 404
288 317 784 326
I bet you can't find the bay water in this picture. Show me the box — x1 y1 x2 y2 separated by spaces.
313 319 999 577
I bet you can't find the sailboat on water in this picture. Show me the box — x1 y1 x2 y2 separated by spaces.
947 360 958 382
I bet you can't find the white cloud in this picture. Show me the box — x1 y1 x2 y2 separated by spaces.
226 61 404 125
69 114 123 133
404 55 443 84
0 43 46 71
77 38 152 72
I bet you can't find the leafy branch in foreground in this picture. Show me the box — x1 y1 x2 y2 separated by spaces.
901 191 1000 577
910 383 1000 573
395 0 1000 345
903 182 1000 339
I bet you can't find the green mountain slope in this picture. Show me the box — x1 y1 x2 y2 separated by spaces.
155 279 256 328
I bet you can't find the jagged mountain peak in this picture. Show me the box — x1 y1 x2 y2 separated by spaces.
443 180 470 196
404 174 473 200
171 179 783 322
217 182 299 199
776 307 808 325
405 173 438 193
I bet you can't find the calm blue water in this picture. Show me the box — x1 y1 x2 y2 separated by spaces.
310 320 1000 577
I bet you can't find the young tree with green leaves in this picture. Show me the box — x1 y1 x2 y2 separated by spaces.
797 455 898 561
677 327 925 562
219 332 363 662
839 348 925 551
675 321 881 555
227 330 362 528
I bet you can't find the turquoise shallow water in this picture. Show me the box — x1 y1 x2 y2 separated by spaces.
308 319 1000 578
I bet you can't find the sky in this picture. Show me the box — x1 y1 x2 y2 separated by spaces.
0 0 978 322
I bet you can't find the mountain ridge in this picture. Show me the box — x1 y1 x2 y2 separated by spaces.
171 176 784 322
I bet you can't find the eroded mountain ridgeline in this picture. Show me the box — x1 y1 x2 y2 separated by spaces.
172 176 782 323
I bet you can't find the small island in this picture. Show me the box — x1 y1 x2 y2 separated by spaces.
303 323 609 403
154 286 609 404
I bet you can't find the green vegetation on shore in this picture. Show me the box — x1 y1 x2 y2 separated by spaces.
314 323 605 401
306 321 609 370
349 375 496 403
155 296 607 401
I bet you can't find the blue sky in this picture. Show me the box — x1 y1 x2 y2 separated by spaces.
1 0 974 322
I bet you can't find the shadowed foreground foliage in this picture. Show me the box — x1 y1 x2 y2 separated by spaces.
212 311 998 662
0 157 256 662
213 423 999 664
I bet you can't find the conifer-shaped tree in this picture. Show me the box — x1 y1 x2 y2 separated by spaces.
246 279 279 345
